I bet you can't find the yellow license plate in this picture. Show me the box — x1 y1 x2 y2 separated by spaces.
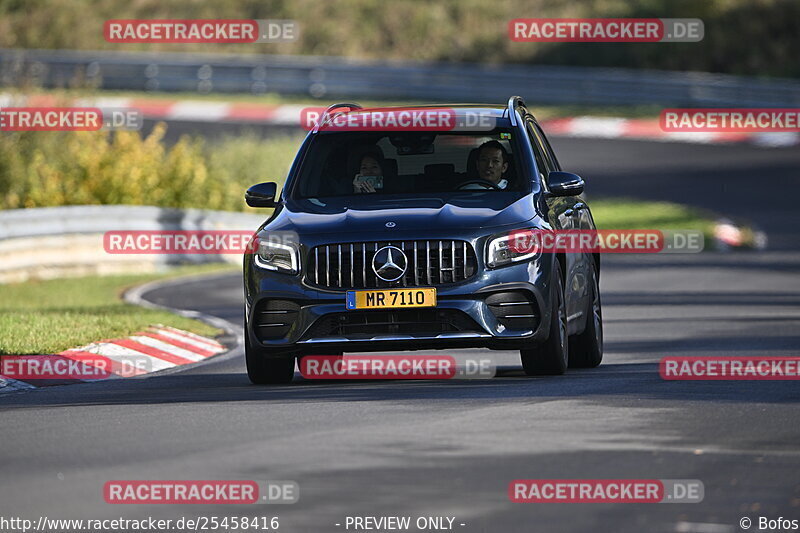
346 288 437 310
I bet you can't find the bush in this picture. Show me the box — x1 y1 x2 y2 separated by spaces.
0 124 302 211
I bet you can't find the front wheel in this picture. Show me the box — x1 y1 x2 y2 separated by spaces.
520 267 568 376
569 262 603 368
245 328 296 385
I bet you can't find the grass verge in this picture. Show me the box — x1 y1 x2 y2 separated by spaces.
0 263 237 356
590 198 716 237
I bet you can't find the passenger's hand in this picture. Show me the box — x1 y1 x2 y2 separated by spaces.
353 174 376 193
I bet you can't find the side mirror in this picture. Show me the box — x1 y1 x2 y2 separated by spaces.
245 182 278 208
546 171 584 196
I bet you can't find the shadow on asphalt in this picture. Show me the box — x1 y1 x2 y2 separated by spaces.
2 362 798 408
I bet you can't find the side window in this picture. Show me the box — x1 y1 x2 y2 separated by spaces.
534 121 561 171
525 117 552 186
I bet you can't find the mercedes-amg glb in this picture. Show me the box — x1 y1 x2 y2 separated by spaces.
243 97 603 384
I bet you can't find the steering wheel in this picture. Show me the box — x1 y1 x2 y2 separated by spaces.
457 179 501 190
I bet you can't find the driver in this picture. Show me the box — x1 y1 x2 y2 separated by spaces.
460 140 510 190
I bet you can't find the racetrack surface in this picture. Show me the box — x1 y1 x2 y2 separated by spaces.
1 137 798 533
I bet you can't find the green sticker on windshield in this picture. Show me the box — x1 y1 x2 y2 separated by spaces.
500 132 511 139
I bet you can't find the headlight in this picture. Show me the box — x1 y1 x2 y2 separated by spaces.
254 239 300 274
486 228 542 268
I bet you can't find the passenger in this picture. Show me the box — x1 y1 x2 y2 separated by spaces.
352 150 385 193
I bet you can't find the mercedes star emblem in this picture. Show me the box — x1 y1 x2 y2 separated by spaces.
372 245 408 282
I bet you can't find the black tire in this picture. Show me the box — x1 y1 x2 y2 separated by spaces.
520 266 568 376
569 263 603 368
245 328 296 385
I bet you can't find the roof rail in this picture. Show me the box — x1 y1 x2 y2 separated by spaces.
312 102 363 133
506 96 526 126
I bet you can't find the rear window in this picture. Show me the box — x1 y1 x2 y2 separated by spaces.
289 130 528 199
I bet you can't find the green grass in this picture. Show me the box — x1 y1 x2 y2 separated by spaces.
533 105 665 121
590 198 715 236
0 264 237 356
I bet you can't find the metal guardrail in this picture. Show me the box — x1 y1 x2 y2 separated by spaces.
0 205 266 283
0 205 265 240
2 48 800 107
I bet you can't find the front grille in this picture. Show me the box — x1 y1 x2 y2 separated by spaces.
303 308 482 338
307 240 478 289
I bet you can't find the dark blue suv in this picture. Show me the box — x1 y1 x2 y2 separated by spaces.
243 97 602 384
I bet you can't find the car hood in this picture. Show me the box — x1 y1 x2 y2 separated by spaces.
268 194 538 235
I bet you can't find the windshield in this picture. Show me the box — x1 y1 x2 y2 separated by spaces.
289 130 528 200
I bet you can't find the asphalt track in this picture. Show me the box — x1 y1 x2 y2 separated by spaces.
1 134 798 533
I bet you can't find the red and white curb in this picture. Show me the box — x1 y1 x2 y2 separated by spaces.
0 93 297 126
2 93 797 147
0 325 226 394
543 116 800 147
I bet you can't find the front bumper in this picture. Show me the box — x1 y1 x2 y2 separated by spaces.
245 253 557 355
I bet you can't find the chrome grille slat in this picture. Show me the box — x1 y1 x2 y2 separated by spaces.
314 248 319 285
401 242 407 287
462 241 467 279
413 242 419 285
372 242 378 287
325 245 330 287
438 240 443 285
369 242 375 288
451 240 456 283
337 244 342 288
426 241 432 285
309 239 476 289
